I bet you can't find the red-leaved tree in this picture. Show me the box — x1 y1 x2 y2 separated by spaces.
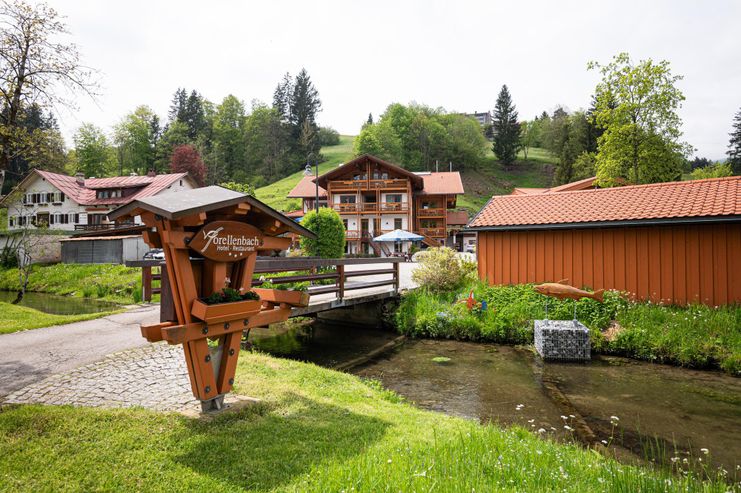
170 144 206 186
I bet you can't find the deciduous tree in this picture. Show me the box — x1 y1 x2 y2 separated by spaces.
170 144 206 186
589 53 690 186
73 123 114 177
0 0 98 173
114 105 158 175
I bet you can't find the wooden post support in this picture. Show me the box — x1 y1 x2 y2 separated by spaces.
142 266 153 302
337 264 345 301
393 261 400 293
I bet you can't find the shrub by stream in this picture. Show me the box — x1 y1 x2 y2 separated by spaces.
395 282 741 375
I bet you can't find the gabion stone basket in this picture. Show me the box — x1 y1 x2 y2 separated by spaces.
534 320 591 361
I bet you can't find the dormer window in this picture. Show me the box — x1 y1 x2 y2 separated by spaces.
96 189 122 199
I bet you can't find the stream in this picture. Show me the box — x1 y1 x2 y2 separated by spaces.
250 320 741 473
0 290 120 315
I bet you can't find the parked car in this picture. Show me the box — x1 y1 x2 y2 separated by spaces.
143 248 165 260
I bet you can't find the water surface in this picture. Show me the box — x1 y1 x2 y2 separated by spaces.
252 321 741 472
0 290 120 315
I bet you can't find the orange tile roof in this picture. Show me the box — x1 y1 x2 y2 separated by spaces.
417 172 464 195
469 177 741 229
446 210 469 225
287 176 328 198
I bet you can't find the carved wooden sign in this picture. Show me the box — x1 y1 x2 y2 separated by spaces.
189 221 263 261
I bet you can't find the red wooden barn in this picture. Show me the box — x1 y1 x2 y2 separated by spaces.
467 176 741 306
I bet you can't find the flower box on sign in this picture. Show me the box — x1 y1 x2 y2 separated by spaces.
191 299 262 324
251 288 310 307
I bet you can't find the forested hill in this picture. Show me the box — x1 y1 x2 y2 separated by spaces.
254 135 556 216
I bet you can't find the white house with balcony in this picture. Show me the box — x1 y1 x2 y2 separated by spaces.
1 169 197 232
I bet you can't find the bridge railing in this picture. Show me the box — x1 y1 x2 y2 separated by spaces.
126 256 403 305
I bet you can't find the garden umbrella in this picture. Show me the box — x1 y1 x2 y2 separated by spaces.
372 229 424 242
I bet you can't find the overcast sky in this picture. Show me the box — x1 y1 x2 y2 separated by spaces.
46 0 741 160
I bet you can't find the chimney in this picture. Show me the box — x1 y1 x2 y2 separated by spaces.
147 169 156 177
75 172 85 186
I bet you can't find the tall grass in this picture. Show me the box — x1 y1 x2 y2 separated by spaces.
0 263 141 304
396 281 741 375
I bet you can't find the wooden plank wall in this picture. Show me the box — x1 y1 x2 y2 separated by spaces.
477 222 741 306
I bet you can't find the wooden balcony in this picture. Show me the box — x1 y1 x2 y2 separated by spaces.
369 178 408 189
333 202 409 213
417 207 445 217
345 229 360 239
329 180 363 191
334 203 359 213
419 227 446 237
329 178 409 191
380 202 408 212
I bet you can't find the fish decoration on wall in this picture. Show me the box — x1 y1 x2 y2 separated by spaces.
533 279 604 302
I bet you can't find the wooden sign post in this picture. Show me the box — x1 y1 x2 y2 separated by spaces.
109 187 315 411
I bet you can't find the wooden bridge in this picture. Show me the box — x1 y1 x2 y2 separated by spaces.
127 257 415 322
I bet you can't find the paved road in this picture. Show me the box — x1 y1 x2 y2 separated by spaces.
0 262 417 400
0 305 159 398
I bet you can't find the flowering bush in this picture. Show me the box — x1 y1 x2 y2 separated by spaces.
412 247 476 293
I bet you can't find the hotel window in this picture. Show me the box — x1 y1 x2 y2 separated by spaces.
339 195 356 204
386 194 402 203
394 218 403 230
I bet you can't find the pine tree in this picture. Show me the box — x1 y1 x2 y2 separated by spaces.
492 85 521 166
367 113 373 125
168 88 187 122
272 73 293 122
728 108 741 175
289 68 322 143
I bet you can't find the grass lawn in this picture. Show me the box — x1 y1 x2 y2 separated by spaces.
0 351 728 492
457 152 555 216
0 263 143 304
0 301 121 334
254 136 355 212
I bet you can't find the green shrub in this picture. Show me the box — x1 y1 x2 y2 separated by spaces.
411 247 475 293
300 207 346 258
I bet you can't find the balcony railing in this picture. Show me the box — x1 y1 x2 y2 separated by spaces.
329 180 363 190
419 227 446 237
417 207 445 217
345 229 360 239
369 178 408 189
329 178 409 190
74 223 121 231
380 202 408 212
334 203 359 213
333 202 409 213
